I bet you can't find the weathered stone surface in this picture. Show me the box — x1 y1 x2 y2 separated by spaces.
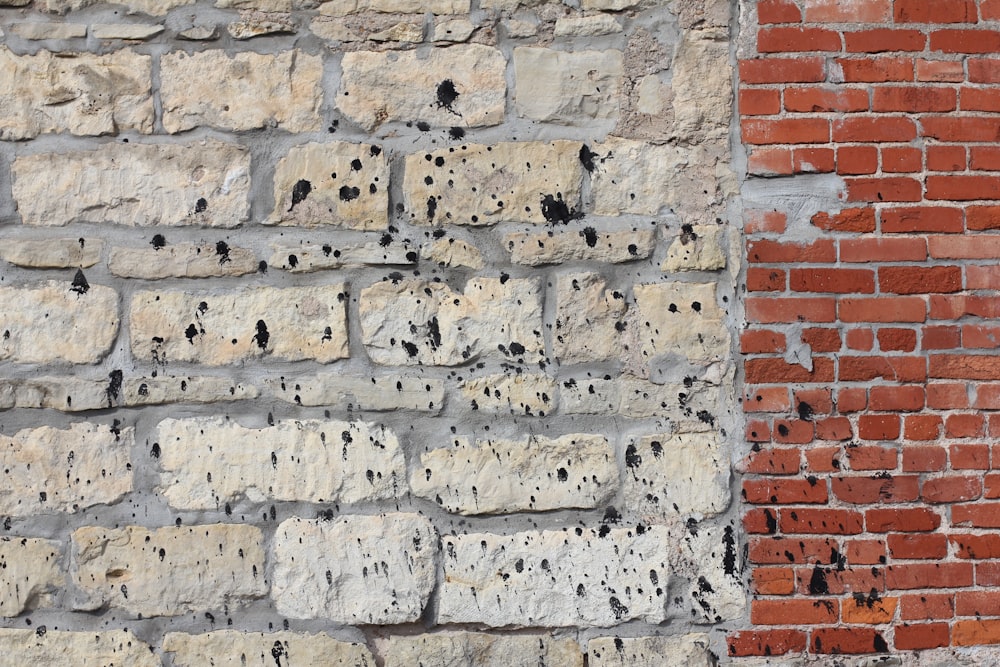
0 48 151 140
662 225 726 272
0 424 132 516
677 525 743 622
10 23 87 39
359 278 544 366
560 375 720 423
339 45 505 131
503 19 537 37
0 282 118 364
624 433 729 520
380 632 583 667
403 141 583 226
43 0 191 13
370 22 422 42
164 631 376 666
268 142 389 229
124 375 259 405
411 433 616 514
72 524 266 616
272 514 438 624
216 0 316 11
161 50 323 133
109 244 257 278
0 239 101 268
438 526 671 626
0 0 31 6
0 377 114 412
179 25 218 40
266 374 445 411
420 237 484 269
0 537 63 616
432 19 475 42
318 0 468 16
588 634 713 667
554 15 621 36
554 272 627 365
670 28 731 143
514 48 623 124
459 371 555 414
13 141 250 227
630 282 729 371
227 11 295 39
91 24 164 39
269 242 414 271
506 228 656 266
130 286 348 365
0 630 157 666
157 417 407 509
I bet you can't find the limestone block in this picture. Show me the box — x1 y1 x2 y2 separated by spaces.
420 237 484 269
164 631 376 666
339 45 505 131
217 0 317 10
272 514 438 624
0 537 63 617
0 424 132 516
554 272 627 364
438 526 671 626
554 15 621 36
227 11 295 39
514 48 623 124
266 374 445 411
662 225 726 272
380 632 583 667
0 630 157 666
0 377 115 412
268 142 389 230
0 281 118 364
560 375 720 425
670 28 732 143
403 141 583 226
459 371 555 414
130 286 348 365
359 278 544 366
678 525 743 622
109 243 257 278
9 23 87 39
0 48 152 140
505 228 655 266
91 24 164 39
432 19 475 42
12 141 250 227
631 282 729 369
269 241 415 271
588 634 713 667
624 433 729 520
588 137 690 217
125 376 259 405
72 524 266 616
411 433 617 514
0 239 102 268
157 417 407 509
318 0 468 14
370 22 422 42
161 50 323 133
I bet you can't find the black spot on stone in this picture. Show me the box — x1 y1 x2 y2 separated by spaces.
427 196 437 221
416 121 431 131
625 444 642 468
288 255 298 268
557 467 568 482
195 197 208 213
608 596 629 620
449 126 465 139
70 269 89 295
151 443 160 458
435 156 445 167
35 626 46 637
258 261 268 273
185 324 199 343
722 526 737 576
579 144 597 172
370 145 382 156
540 193 583 224
582 227 598 247
435 79 460 114
809 566 829 594
322 244 332 256
151 234 166 249
106 370 123 407
777 424 790 437
798 400 815 421
764 508 777 534
288 179 312 211
253 320 269 350
350 158 363 171
339 185 360 201
216 241 231 264
402 341 419 357
379 233 393 247
508 341 525 356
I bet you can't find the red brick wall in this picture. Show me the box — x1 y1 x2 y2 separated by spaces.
733 0 1000 657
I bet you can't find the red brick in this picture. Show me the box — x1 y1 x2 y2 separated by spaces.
748 537 839 564
922 116 1000 142
957 591 1000 616
846 445 898 471
802 327 842 352
978 562 1000 585
901 445 947 472
845 177 923 202
846 328 874 351
916 59 965 82
931 354 1000 380
805 445 842 472
810 207 875 232
746 267 786 291
744 507 778 534
795 566 885 596
933 236 1000 259
751 599 840 625
846 538 886 565
839 356 926 382
927 382 968 408
922 475 982 502
888 533 948 559
748 239 836 263
951 533 1000 559
772 418 816 444
869 385 924 411
900 593 954 620
790 268 874 294
804 0 891 21
793 147 836 173
845 29 926 53
974 383 1000 408
833 117 917 143
740 88 781 116
970 146 1000 171
881 146 922 173
903 414 943 440
880 206 964 233
836 145 879 175
932 295 1000 319
967 205 1000 230
757 0 801 23
746 357 836 383
922 325 961 350
953 502 1000 527
967 267 1000 291
779 508 864 535
745 386 791 412
832 474 919 503
745 209 787 234
926 144 966 171
931 29 1000 53
746 297 837 323
872 86 956 112
840 237 927 262
946 412 986 438
810 627 887 655
877 327 917 352
743 478 829 504
752 567 796 594
951 443 990 469
953 619 1000 646
878 266 962 294
927 175 1000 201
744 447 801 475
727 629 807 657
784 86 869 112
858 415 901 440
985 471 1000 496
740 57 826 84
895 623 950 650
885 562 973 590
866 507 941 532
748 147 794 176
961 87 1000 112
969 58 1000 83
985 0 1000 20
895 0 978 23
836 57 914 82
741 329 786 353
758 27 842 53
743 118 831 145
795 388 833 414
840 297 927 322
816 416 853 440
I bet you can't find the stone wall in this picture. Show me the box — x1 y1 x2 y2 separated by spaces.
0 0 742 664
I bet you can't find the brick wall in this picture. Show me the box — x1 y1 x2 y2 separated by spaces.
734 0 1000 658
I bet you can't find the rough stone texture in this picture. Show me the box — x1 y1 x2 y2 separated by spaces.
506 228 656 266
265 374 445 411
0 239 102 268
554 15 621 36
268 241 414 271
91 24 164 39
0 424 132 516
339 45 506 131
318 0 468 15
438 526 671 627
669 28 732 144
42 0 191 13
588 634 714 667
514 48 623 124
403 141 583 226
109 244 258 278
561 376 721 426
0 48 151 140
359 278 544 366
0 537 63 617
411 433 617 514
227 11 296 39
164 631 376 666
124 375 259 405
630 282 729 373
432 19 476 42
0 377 113 412
0 282 119 364
161 50 323 133
459 371 554 414
554 272 627 365
157 417 407 509
380 632 583 667
12 141 250 227
662 225 726 272
0 630 157 666
72 524 267 616
624 433 730 520
130 286 348 365
420 236 484 269
269 142 389 229
10 22 87 39
272 514 438 623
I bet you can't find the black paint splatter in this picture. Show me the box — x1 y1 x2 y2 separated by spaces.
70 269 89 295
582 227 598 247
540 193 583 224
288 179 312 211
579 144 598 172
339 185 360 201
195 197 208 213
106 370 123 408
449 126 465 139
435 79 460 115
185 324 199 343
253 320 269 350
215 241 231 264
151 234 166 249
427 196 438 221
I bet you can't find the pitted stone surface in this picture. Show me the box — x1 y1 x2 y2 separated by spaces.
514 48 623 124
12 141 250 227
420 236 484 269
72 524 267 616
265 374 445 410
157 417 406 508
662 225 726 273
339 45 505 131
630 282 729 371
161 50 323 133
130 286 348 365
506 228 656 266
459 371 554 414
318 0 468 15
0 282 119 364
269 241 414 271
554 272 627 365
438 526 671 627
380 632 583 667
109 243 258 278
669 28 732 144
0 537 63 617
0 239 102 268
0 630 158 666
411 433 617 514
164 631 376 666
269 142 389 229
560 376 721 427
359 278 544 366
588 634 714 667
0 377 113 412
402 141 583 226
124 375 260 405
272 514 438 624
0 424 132 516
